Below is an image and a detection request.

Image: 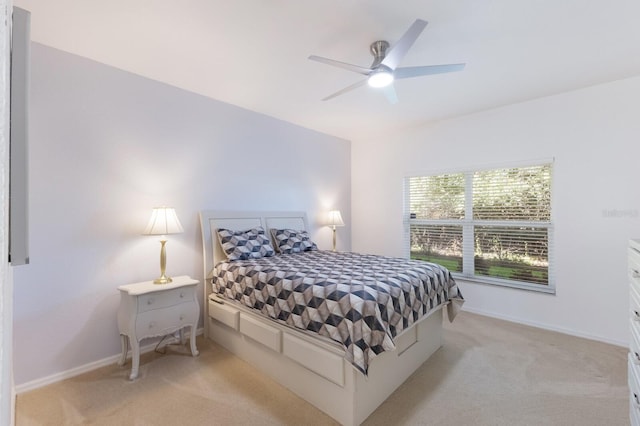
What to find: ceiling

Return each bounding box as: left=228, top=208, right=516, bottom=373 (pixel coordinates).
left=13, top=0, right=640, bottom=141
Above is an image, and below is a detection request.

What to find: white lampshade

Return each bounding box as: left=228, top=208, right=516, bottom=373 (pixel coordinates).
left=327, top=210, right=345, bottom=227
left=143, top=207, right=184, bottom=236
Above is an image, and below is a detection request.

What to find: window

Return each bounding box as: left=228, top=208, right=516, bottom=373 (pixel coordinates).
left=405, top=162, right=553, bottom=293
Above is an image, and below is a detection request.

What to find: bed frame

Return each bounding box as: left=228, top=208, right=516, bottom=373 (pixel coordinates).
left=199, top=210, right=446, bottom=426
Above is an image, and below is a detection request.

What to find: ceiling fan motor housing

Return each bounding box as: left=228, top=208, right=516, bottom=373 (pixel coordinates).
left=370, top=40, right=390, bottom=67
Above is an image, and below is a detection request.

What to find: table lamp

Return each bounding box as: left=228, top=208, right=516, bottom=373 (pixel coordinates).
left=326, top=210, right=345, bottom=252
left=143, top=207, right=183, bottom=284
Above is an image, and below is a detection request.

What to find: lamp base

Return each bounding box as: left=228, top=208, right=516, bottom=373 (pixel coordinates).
left=153, top=275, right=173, bottom=285
left=154, top=239, right=172, bottom=284
left=332, top=226, right=337, bottom=252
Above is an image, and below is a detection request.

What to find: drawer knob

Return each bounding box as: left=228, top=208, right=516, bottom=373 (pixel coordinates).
left=149, top=321, right=156, bottom=329
left=634, top=269, right=640, bottom=278
left=180, top=314, right=185, bottom=321
left=147, top=298, right=154, bottom=305
left=635, top=352, right=640, bottom=363
left=180, top=292, right=185, bottom=298
left=634, top=393, right=640, bottom=408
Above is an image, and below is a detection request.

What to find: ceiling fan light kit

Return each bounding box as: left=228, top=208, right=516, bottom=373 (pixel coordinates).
left=309, top=19, right=465, bottom=103
left=368, top=66, right=394, bottom=88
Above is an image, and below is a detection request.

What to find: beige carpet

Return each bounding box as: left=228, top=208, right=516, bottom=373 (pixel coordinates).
left=15, top=312, right=629, bottom=425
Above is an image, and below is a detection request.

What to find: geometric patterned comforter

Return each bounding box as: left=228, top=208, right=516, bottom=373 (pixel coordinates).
left=211, top=250, right=464, bottom=375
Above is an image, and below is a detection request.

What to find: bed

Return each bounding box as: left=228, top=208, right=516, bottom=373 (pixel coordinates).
left=200, top=210, right=463, bottom=426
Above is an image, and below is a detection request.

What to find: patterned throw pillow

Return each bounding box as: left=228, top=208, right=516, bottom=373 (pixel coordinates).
left=270, top=229, right=318, bottom=254
left=216, top=226, right=275, bottom=261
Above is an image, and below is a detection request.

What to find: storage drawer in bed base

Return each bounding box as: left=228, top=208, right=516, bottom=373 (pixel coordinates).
left=209, top=299, right=283, bottom=352
left=208, top=299, right=239, bottom=330
left=239, top=312, right=282, bottom=352
left=283, top=332, right=345, bottom=386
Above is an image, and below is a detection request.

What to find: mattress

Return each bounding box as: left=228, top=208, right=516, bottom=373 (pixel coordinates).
left=210, top=250, right=464, bottom=374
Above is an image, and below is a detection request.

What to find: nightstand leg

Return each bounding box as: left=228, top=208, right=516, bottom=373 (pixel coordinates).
left=189, top=325, right=199, bottom=356
left=129, top=339, right=140, bottom=380
left=117, top=335, right=128, bottom=366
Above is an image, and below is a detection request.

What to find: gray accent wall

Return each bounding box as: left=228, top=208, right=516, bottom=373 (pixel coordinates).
left=13, top=43, right=350, bottom=387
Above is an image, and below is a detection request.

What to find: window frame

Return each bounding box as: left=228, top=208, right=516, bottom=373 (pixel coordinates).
left=404, top=160, right=555, bottom=294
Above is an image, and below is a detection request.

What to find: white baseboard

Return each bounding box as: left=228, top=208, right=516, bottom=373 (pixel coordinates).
left=15, top=328, right=204, bottom=394
left=462, top=306, right=627, bottom=348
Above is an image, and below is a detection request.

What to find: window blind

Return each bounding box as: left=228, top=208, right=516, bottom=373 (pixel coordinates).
left=405, top=162, right=554, bottom=292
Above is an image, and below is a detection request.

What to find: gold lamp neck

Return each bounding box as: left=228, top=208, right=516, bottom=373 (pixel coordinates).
left=154, top=239, right=172, bottom=284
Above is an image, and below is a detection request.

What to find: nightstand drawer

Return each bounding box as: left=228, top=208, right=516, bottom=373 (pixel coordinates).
left=135, top=303, right=198, bottom=338
left=137, top=287, right=194, bottom=313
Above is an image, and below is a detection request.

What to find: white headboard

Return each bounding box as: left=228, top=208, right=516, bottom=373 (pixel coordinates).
left=199, top=210, right=308, bottom=284
left=198, top=210, right=309, bottom=331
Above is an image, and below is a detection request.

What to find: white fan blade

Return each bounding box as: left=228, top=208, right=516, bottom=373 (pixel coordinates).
left=381, top=19, right=428, bottom=70
left=322, top=79, right=368, bottom=101
left=309, top=55, right=372, bottom=76
left=382, top=85, right=398, bottom=104
left=394, top=63, right=465, bottom=79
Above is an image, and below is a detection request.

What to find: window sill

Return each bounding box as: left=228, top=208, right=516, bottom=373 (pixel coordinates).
left=451, top=273, right=556, bottom=295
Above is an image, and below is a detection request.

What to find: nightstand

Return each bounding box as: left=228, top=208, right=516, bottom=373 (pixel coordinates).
left=117, top=275, right=200, bottom=380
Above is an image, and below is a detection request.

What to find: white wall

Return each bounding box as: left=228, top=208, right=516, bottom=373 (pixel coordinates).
left=12, top=43, right=350, bottom=387
left=352, top=75, right=640, bottom=346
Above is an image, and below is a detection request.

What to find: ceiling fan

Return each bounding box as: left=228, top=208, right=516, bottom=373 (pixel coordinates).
left=309, top=19, right=465, bottom=103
